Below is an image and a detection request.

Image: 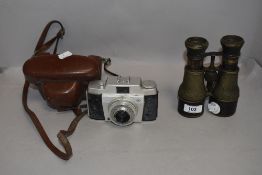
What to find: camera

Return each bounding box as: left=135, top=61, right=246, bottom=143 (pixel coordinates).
left=87, top=76, right=158, bottom=126
left=23, top=20, right=159, bottom=160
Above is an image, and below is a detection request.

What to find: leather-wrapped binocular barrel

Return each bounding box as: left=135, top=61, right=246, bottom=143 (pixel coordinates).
left=178, top=35, right=244, bottom=117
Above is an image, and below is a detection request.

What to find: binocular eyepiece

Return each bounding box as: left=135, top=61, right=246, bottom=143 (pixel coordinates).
left=221, top=35, right=244, bottom=56
left=185, top=37, right=209, bottom=57
left=221, top=35, right=244, bottom=70
left=178, top=35, right=244, bottom=117
left=185, top=37, right=208, bottom=70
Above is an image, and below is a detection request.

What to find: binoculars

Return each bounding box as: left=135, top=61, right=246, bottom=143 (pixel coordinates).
left=178, top=35, right=244, bottom=117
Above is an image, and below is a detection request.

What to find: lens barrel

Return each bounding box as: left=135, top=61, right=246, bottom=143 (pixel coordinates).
left=185, top=37, right=209, bottom=70
left=208, top=35, right=244, bottom=117
left=109, top=99, right=137, bottom=126
left=220, top=35, right=244, bottom=70
left=114, top=110, right=131, bottom=124
left=221, top=35, right=244, bottom=56
left=178, top=37, right=208, bottom=117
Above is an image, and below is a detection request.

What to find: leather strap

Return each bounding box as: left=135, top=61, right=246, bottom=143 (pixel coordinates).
left=23, top=81, right=86, bottom=160
left=103, top=58, right=118, bottom=76
left=23, top=21, right=84, bottom=160
left=34, top=20, right=65, bottom=55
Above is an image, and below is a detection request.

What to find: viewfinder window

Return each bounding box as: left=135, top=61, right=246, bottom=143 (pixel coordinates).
left=116, top=87, right=129, bottom=93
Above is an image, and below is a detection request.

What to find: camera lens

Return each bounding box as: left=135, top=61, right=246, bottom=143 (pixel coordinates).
left=114, top=110, right=130, bottom=124
left=109, top=99, right=137, bottom=126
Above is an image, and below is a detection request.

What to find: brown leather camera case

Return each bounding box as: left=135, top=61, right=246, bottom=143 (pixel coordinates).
left=22, top=20, right=102, bottom=160
left=23, top=54, right=102, bottom=110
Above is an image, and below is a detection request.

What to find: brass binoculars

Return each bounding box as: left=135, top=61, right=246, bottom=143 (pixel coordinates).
left=178, top=35, right=244, bottom=117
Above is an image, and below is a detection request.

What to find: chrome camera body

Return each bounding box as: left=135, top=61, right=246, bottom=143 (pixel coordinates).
left=87, top=76, right=158, bottom=126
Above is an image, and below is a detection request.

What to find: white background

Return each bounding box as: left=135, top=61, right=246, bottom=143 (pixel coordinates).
left=0, top=0, right=262, bottom=66
left=1, top=0, right=262, bottom=174
left=0, top=59, right=262, bottom=175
